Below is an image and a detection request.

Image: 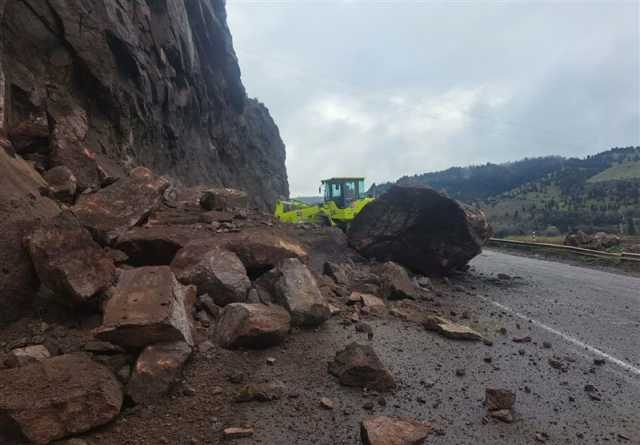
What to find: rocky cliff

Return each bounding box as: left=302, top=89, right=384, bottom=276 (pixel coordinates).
left=0, top=0, right=288, bottom=210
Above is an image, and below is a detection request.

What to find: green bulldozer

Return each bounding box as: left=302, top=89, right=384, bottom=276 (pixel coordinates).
left=274, top=177, right=374, bottom=229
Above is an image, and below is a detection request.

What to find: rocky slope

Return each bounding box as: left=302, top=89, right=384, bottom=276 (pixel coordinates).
left=0, top=0, right=288, bottom=210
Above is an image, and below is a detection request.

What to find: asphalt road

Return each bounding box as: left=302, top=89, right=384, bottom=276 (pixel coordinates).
left=221, top=249, right=640, bottom=445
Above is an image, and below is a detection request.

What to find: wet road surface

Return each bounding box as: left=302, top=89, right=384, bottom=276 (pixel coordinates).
left=226, top=250, right=640, bottom=444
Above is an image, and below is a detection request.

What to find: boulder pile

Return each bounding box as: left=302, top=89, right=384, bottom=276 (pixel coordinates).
left=0, top=156, right=329, bottom=443
left=564, top=231, right=621, bottom=251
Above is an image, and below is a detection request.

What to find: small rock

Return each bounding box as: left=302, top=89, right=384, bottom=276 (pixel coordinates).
left=328, top=342, right=395, bottom=392
left=234, top=381, right=284, bottom=402
left=360, top=416, right=432, bottom=445
left=584, top=384, right=602, bottom=401
left=5, top=345, right=51, bottom=368
left=455, top=368, right=466, bottom=377
left=266, top=357, right=276, bottom=366
left=223, top=427, right=254, bottom=439
left=126, top=341, right=192, bottom=404
left=485, top=388, right=515, bottom=411
left=83, top=341, right=125, bottom=355
left=489, top=409, right=514, bottom=423
left=512, top=336, right=531, bottom=343
left=593, top=358, right=606, bottom=366
left=534, top=432, right=549, bottom=442
left=362, top=401, right=375, bottom=410
left=215, top=303, right=290, bottom=349
left=320, top=397, right=335, bottom=410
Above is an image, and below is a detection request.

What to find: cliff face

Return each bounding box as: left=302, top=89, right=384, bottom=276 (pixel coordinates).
left=0, top=0, right=288, bottom=210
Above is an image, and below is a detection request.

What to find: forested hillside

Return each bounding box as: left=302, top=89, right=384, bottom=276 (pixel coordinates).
left=373, top=147, right=640, bottom=236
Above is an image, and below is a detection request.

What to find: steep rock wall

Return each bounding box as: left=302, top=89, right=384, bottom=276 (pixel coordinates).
left=0, top=0, right=288, bottom=210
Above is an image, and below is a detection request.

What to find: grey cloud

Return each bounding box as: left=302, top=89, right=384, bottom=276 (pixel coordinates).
left=228, top=1, right=639, bottom=195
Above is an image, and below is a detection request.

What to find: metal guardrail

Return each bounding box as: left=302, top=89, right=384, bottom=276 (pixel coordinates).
left=488, top=238, right=640, bottom=263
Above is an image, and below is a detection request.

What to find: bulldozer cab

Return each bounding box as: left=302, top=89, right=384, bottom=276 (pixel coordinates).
left=321, top=177, right=366, bottom=209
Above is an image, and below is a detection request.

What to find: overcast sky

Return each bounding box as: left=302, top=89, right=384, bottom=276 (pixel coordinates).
left=227, top=0, right=640, bottom=196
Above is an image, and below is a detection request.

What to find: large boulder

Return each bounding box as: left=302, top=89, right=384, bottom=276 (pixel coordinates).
left=361, top=416, right=432, bottom=445
left=348, top=186, right=490, bottom=275
left=0, top=353, right=123, bottom=444
left=94, top=266, right=195, bottom=349
left=199, top=188, right=248, bottom=211
left=26, top=212, right=116, bottom=305
left=0, top=148, right=60, bottom=324
left=171, top=245, right=251, bottom=306
left=328, top=342, right=395, bottom=392
left=73, top=167, right=169, bottom=244
left=215, top=303, right=290, bottom=349
left=126, top=341, right=192, bottom=405
left=184, top=228, right=308, bottom=275
left=257, top=258, right=330, bottom=326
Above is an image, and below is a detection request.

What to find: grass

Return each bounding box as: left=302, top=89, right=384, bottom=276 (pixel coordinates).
left=587, top=161, right=640, bottom=183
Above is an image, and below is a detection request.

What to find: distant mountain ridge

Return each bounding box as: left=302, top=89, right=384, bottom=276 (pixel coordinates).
left=372, top=146, right=640, bottom=235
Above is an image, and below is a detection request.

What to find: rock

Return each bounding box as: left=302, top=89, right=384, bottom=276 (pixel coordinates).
left=348, top=186, right=490, bottom=275
left=378, top=262, right=420, bottom=300
left=234, top=381, right=285, bottom=402
left=415, top=276, right=432, bottom=290
left=215, top=303, right=290, bottom=349
left=1, top=0, right=287, bottom=210
left=114, top=225, right=206, bottom=266
left=7, top=113, right=49, bottom=155
left=223, top=427, right=254, bottom=439
left=565, top=231, right=621, bottom=251
left=485, top=388, right=516, bottom=411
left=198, top=294, right=221, bottom=319
left=94, top=266, right=195, bottom=349
left=83, top=341, right=125, bottom=355
left=357, top=293, right=386, bottom=315
left=213, top=228, right=308, bottom=272
left=423, top=316, right=483, bottom=341
left=126, top=341, right=192, bottom=405
left=73, top=168, right=169, bottom=245
left=320, top=397, right=335, bottom=410
left=43, top=166, right=77, bottom=203
left=257, top=258, right=330, bottom=326
left=489, top=409, right=514, bottom=423
left=0, top=148, right=60, bottom=324
left=323, top=261, right=351, bottom=286
left=584, top=384, right=602, bottom=401
left=5, top=345, right=51, bottom=368
left=0, top=354, right=122, bottom=444
left=356, top=322, right=374, bottom=340
left=360, top=416, right=432, bottom=445
left=199, top=188, right=248, bottom=211
left=171, top=244, right=251, bottom=306
left=512, top=336, right=532, bottom=343
left=328, top=342, right=395, bottom=392
left=27, top=212, right=116, bottom=305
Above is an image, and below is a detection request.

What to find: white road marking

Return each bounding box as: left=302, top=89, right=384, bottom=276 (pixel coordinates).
left=477, top=295, right=640, bottom=378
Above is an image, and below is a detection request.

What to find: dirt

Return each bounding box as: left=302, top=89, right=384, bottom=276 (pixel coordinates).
left=2, top=231, right=639, bottom=445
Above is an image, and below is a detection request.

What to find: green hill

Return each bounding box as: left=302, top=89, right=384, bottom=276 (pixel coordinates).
left=587, top=160, right=640, bottom=183
left=375, top=146, right=640, bottom=236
